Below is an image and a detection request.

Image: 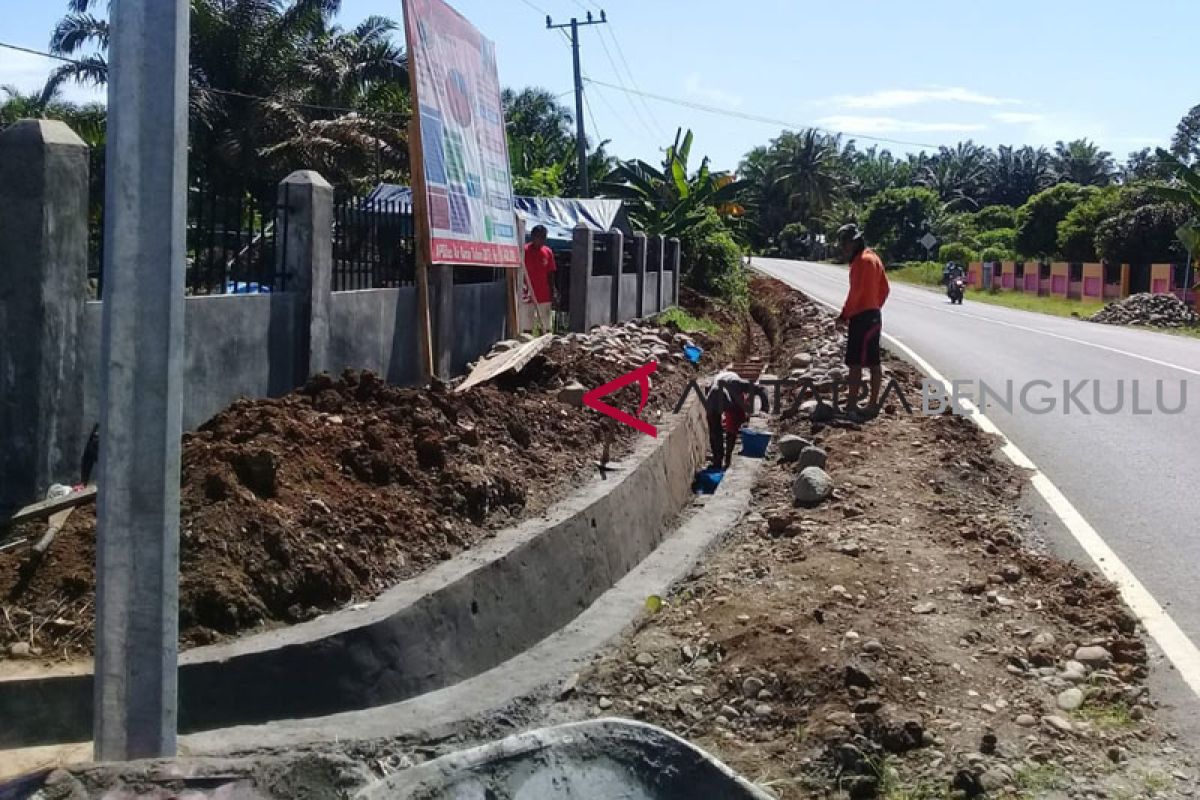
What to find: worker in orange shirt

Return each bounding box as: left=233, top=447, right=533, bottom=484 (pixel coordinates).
left=835, top=224, right=889, bottom=418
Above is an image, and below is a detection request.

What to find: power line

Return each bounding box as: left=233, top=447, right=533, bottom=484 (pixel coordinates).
left=589, top=21, right=658, bottom=142
left=583, top=77, right=948, bottom=150
left=601, top=25, right=668, bottom=140
left=514, top=0, right=551, bottom=17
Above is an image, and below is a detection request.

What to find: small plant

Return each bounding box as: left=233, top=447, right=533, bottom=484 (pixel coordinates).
left=656, top=307, right=719, bottom=335
left=1014, top=763, right=1068, bottom=793
left=1075, top=699, right=1134, bottom=730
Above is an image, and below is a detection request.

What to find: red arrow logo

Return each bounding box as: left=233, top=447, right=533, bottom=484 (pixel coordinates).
left=583, top=361, right=658, bottom=438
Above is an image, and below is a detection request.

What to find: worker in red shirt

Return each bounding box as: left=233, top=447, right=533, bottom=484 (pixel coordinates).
left=521, top=225, right=557, bottom=333
left=835, top=224, right=889, bottom=418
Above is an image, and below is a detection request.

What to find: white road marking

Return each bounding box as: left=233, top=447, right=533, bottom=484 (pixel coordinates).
left=760, top=264, right=1200, bottom=700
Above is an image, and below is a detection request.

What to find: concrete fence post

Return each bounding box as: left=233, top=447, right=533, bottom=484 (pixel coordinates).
left=607, top=229, right=624, bottom=324
left=278, top=171, right=333, bottom=378
left=569, top=224, right=592, bottom=333
left=631, top=232, right=647, bottom=318
left=430, top=265, right=455, bottom=379
left=669, top=237, right=682, bottom=306
left=0, top=121, right=89, bottom=514
left=648, top=235, right=665, bottom=314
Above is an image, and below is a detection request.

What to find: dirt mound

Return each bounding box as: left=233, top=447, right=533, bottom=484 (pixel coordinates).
left=1090, top=292, right=1199, bottom=328
left=0, top=325, right=711, bottom=660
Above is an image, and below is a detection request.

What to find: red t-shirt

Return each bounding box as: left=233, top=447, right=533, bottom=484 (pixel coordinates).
left=524, top=243, right=557, bottom=303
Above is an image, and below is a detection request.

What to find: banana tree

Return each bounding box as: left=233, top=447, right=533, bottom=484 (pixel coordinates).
left=597, top=128, right=746, bottom=238
left=1148, top=148, right=1200, bottom=275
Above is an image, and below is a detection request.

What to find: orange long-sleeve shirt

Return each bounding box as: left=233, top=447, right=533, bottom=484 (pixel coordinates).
left=839, top=247, right=890, bottom=320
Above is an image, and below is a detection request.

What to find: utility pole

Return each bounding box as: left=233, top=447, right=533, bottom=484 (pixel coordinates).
left=547, top=10, right=606, bottom=198
left=94, top=0, right=190, bottom=761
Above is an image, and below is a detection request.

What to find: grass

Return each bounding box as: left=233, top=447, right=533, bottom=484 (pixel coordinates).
left=887, top=261, right=944, bottom=286
left=1014, top=763, right=1069, bottom=794
left=1075, top=699, right=1135, bottom=730
left=656, top=306, right=720, bottom=335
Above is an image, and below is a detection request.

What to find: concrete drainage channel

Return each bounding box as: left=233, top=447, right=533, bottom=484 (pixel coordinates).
left=1, top=400, right=713, bottom=749
left=357, top=719, right=774, bottom=800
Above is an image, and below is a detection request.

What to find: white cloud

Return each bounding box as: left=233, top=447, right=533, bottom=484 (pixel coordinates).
left=993, top=111, right=1044, bottom=124
left=684, top=73, right=743, bottom=109
left=831, top=87, right=1017, bottom=110
left=817, top=115, right=987, bottom=135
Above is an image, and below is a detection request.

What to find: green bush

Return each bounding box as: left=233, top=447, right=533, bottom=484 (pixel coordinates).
left=680, top=208, right=745, bottom=303
left=972, top=205, right=1018, bottom=231
left=1015, top=183, right=1095, bottom=258
left=862, top=186, right=941, bottom=262
left=1095, top=203, right=1189, bottom=264
left=976, top=228, right=1017, bottom=252
left=937, top=242, right=978, bottom=265
left=777, top=222, right=810, bottom=259
left=980, top=246, right=1013, bottom=262
left=1056, top=187, right=1120, bottom=262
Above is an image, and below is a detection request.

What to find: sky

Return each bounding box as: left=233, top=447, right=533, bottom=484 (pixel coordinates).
left=3, top=0, right=1198, bottom=172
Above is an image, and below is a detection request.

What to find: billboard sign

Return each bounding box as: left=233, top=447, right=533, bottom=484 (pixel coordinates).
left=402, top=0, right=521, bottom=267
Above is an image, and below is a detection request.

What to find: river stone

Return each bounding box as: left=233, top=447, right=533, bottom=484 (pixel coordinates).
left=1057, top=687, right=1085, bottom=711
left=799, top=446, right=828, bottom=469
left=793, top=467, right=833, bottom=505
left=1074, top=645, right=1112, bottom=668
left=777, top=435, right=811, bottom=462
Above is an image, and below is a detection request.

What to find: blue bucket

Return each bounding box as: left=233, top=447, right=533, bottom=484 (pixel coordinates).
left=693, top=467, right=724, bottom=494
left=739, top=428, right=772, bottom=458
left=683, top=344, right=703, bottom=364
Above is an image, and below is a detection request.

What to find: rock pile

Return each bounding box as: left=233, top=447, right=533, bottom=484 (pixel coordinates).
left=480, top=320, right=698, bottom=372
left=1090, top=292, right=1199, bottom=328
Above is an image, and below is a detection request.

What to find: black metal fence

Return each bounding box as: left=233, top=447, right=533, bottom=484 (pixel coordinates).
left=88, top=183, right=283, bottom=297
left=591, top=236, right=613, bottom=276
left=332, top=195, right=417, bottom=291
left=188, top=187, right=282, bottom=294
left=621, top=236, right=637, bottom=274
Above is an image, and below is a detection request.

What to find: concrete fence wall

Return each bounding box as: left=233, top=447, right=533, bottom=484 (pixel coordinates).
left=568, top=226, right=680, bottom=333
left=0, top=122, right=510, bottom=512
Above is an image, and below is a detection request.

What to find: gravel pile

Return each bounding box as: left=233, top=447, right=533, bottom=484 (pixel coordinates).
left=1090, top=292, right=1199, bottom=328
left=480, top=320, right=700, bottom=372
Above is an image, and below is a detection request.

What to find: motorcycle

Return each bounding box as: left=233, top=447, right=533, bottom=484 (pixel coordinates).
left=947, top=276, right=965, bottom=305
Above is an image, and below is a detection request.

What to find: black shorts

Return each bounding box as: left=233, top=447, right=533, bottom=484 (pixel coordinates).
left=845, top=309, right=882, bottom=367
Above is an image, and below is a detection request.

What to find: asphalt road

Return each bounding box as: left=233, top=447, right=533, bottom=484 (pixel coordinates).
left=752, top=257, right=1200, bottom=663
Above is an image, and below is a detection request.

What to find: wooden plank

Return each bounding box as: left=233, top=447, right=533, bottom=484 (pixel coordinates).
left=33, top=507, right=76, bottom=555
left=456, top=334, right=553, bottom=393
left=508, top=216, right=524, bottom=337
left=2, top=486, right=96, bottom=530
left=402, top=0, right=436, bottom=382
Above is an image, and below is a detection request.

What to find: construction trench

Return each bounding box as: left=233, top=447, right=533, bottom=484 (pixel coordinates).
left=1, top=279, right=1195, bottom=799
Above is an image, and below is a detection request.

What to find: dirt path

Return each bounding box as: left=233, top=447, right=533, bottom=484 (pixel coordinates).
left=538, top=280, right=1200, bottom=798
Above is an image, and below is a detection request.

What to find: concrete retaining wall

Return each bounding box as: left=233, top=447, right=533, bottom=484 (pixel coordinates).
left=0, top=399, right=707, bottom=747
left=327, top=288, right=420, bottom=387
left=450, top=281, right=509, bottom=374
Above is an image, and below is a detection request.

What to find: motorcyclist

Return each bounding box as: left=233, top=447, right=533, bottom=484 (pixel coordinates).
left=942, top=262, right=964, bottom=285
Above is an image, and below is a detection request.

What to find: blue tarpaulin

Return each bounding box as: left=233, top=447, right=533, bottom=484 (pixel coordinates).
left=365, top=184, right=629, bottom=247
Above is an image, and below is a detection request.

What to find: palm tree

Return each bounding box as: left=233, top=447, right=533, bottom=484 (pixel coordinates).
left=1052, top=139, right=1116, bottom=187
left=916, top=141, right=991, bottom=211
left=986, top=145, right=1056, bottom=207
left=769, top=128, right=842, bottom=225
left=47, top=0, right=411, bottom=197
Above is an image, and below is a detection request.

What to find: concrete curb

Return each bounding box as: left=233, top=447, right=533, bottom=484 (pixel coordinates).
left=356, top=718, right=775, bottom=799
left=0, top=401, right=707, bottom=748
left=182, top=443, right=762, bottom=754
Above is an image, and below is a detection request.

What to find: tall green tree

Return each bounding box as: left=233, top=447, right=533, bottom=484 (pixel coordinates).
left=916, top=141, right=990, bottom=211
left=1015, top=183, right=1095, bottom=258
left=502, top=87, right=612, bottom=197
left=861, top=186, right=941, bottom=263
left=1171, top=104, right=1200, bottom=164
left=48, top=0, right=411, bottom=197
left=1052, top=139, right=1116, bottom=186
left=986, top=145, right=1056, bottom=207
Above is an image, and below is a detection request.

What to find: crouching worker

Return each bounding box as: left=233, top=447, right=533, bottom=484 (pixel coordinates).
left=704, top=370, right=770, bottom=469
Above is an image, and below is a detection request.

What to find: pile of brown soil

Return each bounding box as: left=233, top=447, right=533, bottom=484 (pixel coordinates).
left=0, top=329, right=714, bottom=661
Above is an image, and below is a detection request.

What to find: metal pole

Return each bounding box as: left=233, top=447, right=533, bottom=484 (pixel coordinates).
left=570, top=18, right=589, bottom=198
left=94, top=0, right=190, bottom=761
